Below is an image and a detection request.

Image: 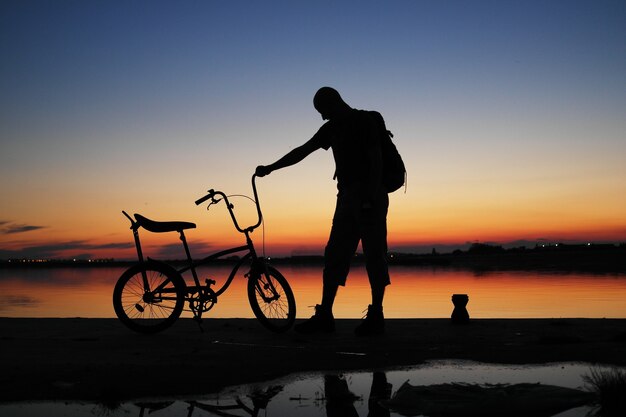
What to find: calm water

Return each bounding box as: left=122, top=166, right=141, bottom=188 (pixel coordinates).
left=1, top=265, right=625, bottom=318
left=1, top=361, right=621, bottom=417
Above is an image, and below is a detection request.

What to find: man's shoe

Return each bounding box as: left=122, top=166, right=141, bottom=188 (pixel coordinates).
left=354, top=305, right=385, bottom=336
left=294, top=305, right=335, bottom=334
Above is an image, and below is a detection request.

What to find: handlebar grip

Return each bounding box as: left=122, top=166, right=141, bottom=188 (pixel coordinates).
left=195, top=190, right=214, bottom=205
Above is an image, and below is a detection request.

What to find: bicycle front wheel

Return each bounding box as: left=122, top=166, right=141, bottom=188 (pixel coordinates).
left=113, top=263, right=186, bottom=334
left=248, top=266, right=296, bottom=333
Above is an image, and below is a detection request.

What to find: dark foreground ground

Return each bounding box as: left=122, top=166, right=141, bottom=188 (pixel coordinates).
left=1, top=318, right=625, bottom=402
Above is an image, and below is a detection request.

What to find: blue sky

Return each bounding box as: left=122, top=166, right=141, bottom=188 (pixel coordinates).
left=1, top=0, right=625, bottom=259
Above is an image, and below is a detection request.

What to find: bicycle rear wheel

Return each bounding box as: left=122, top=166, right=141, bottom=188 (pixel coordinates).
left=113, top=263, right=186, bottom=334
left=248, top=266, right=296, bottom=333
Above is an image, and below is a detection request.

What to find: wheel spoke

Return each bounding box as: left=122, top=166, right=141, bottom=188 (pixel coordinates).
left=248, top=267, right=295, bottom=331
left=113, top=265, right=185, bottom=334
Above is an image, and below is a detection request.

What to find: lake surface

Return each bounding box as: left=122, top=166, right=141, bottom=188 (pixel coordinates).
left=1, top=361, right=621, bottom=417
left=1, top=265, right=625, bottom=318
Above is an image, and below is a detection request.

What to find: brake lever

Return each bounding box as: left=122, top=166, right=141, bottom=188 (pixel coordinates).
left=206, top=196, right=222, bottom=211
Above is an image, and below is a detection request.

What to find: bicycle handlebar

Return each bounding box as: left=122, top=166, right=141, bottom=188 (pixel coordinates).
left=194, top=189, right=215, bottom=206
left=195, top=175, right=263, bottom=234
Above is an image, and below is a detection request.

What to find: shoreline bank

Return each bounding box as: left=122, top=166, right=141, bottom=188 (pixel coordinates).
left=1, top=318, right=625, bottom=402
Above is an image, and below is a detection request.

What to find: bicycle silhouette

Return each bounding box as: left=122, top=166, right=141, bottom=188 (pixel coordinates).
left=113, top=175, right=296, bottom=334
left=134, top=385, right=283, bottom=417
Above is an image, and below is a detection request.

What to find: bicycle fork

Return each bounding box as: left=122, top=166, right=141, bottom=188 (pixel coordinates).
left=247, top=260, right=280, bottom=303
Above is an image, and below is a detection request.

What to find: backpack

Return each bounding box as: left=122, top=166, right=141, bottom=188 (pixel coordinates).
left=339, top=110, right=407, bottom=193
left=381, top=129, right=406, bottom=193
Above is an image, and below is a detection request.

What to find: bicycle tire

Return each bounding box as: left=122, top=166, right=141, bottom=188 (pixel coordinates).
left=113, top=263, right=186, bottom=334
left=247, top=266, right=296, bottom=333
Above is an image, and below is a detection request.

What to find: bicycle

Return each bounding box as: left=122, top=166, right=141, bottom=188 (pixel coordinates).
left=112, top=174, right=296, bottom=334
left=134, top=384, right=282, bottom=417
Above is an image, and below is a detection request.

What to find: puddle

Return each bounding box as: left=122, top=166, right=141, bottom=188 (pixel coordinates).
left=2, top=361, right=622, bottom=416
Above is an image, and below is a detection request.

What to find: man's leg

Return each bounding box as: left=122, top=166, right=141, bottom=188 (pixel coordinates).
left=355, top=194, right=389, bottom=336
left=370, top=284, right=385, bottom=309
left=321, top=282, right=339, bottom=310
left=294, top=198, right=359, bottom=334
left=320, top=197, right=360, bottom=310
left=362, top=194, right=390, bottom=300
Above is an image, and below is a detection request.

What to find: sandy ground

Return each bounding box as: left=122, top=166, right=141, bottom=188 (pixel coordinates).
left=1, top=318, right=625, bottom=402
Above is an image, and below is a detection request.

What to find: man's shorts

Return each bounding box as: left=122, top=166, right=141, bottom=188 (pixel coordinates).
left=323, top=192, right=390, bottom=288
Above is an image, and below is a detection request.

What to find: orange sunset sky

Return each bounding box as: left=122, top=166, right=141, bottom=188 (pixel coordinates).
left=1, top=1, right=625, bottom=260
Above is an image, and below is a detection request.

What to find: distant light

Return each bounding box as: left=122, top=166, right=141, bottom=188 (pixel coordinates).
left=587, top=243, right=592, bottom=246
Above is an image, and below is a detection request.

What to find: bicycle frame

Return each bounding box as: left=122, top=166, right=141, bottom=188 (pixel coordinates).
left=124, top=175, right=268, bottom=309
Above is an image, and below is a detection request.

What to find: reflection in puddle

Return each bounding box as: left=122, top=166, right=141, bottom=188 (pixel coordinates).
left=1, top=361, right=623, bottom=417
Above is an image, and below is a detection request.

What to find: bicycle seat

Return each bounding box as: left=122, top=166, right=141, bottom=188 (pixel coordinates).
left=134, top=214, right=196, bottom=233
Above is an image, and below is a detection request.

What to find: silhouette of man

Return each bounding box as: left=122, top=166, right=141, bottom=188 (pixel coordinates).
left=255, top=87, right=390, bottom=336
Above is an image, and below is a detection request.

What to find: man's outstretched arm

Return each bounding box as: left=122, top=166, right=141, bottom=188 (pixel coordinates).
left=255, top=138, right=319, bottom=177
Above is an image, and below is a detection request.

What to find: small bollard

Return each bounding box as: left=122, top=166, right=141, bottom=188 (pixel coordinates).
left=451, top=294, right=470, bottom=324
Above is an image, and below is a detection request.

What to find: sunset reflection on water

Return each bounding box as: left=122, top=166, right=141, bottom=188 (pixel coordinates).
left=1, top=265, right=625, bottom=318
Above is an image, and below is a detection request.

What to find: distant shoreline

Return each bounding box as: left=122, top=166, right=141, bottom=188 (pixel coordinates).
left=2, top=243, right=624, bottom=273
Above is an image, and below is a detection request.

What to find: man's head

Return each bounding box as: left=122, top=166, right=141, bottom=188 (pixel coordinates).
left=313, top=87, right=350, bottom=120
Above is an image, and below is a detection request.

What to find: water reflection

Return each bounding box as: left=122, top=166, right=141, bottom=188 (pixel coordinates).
left=135, top=401, right=173, bottom=417
left=1, top=266, right=626, bottom=318
left=3, top=361, right=620, bottom=417
left=187, top=362, right=619, bottom=417
left=321, top=372, right=392, bottom=417
left=189, top=385, right=282, bottom=417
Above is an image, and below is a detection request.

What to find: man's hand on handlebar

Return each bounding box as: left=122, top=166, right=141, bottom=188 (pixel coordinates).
left=255, top=165, right=273, bottom=177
